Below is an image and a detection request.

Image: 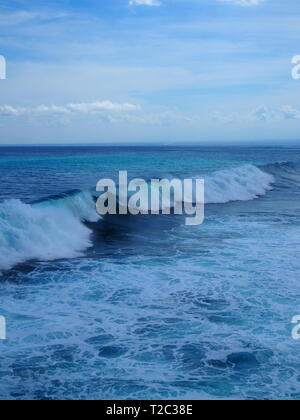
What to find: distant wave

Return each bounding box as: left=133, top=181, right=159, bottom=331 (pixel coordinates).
left=0, top=191, right=100, bottom=271
left=0, top=163, right=283, bottom=271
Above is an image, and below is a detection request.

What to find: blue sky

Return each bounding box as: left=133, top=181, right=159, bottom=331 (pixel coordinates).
left=0, top=0, right=300, bottom=144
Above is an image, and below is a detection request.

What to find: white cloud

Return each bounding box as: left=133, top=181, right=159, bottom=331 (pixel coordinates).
left=0, top=105, right=25, bottom=117
left=0, top=101, right=195, bottom=127
left=0, top=101, right=141, bottom=117
left=251, top=105, right=275, bottom=121
left=217, top=0, right=265, bottom=6
left=212, top=105, right=300, bottom=123
left=106, top=110, right=193, bottom=125
left=129, top=0, right=161, bottom=6
left=252, top=105, right=300, bottom=121
left=279, top=105, right=300, bottom=120
left=67, top=101, right=140, bottom=112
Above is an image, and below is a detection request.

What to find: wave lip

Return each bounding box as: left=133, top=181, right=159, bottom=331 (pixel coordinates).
left=0, top=191, right=100, bottom=271
left=204, top=165, right=275, bottom=204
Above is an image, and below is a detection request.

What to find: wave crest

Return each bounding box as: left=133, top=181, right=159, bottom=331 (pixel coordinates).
left=0, top=164, right=276, bottom=271
left=0, top=191, right=100, bottom=271
left=205, top=165, right=275, bottom=204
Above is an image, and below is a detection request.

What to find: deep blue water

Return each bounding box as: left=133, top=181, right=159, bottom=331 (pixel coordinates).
left=0, top=145, right=300, bottom=400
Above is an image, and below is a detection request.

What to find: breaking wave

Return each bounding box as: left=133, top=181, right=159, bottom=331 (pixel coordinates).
left=0, top=191, right=100, bottom=271
left=0, top=162, right=291, bottom=271
left=204, top=164, right=275, bottom=204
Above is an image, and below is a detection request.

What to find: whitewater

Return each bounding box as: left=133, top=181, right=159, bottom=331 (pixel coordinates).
left=0, top=164, right=275, bottom=271
left=0, top=191, right=100, bottom=271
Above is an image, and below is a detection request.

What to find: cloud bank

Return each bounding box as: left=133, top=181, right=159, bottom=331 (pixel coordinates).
left=213, top=105, right=300, bottom=123
left=0, top=101, right=141, bottom=117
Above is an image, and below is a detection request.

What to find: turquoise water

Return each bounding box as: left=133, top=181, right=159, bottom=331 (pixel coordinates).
left=0, top=146, right=300, bottom=400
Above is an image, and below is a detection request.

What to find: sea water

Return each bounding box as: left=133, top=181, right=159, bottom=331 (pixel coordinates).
left=0, top=145, right=299, bottom=400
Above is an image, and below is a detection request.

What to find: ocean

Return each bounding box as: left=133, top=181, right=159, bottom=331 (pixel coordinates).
left=0, top=145, right=300, bottom=400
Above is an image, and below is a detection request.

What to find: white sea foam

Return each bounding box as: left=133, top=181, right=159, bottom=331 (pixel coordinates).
left=121, top=165, right=274, bottom=211
left=0, top=191, right=100, bottom=271
left=204, top=164, right=275, bottom=204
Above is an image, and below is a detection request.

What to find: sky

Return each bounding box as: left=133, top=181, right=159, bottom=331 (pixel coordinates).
left=0, top=0, right=300, bottom=144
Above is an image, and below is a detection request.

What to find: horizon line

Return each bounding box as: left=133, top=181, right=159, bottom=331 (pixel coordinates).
left=0, top=141, right=300, bottom=148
